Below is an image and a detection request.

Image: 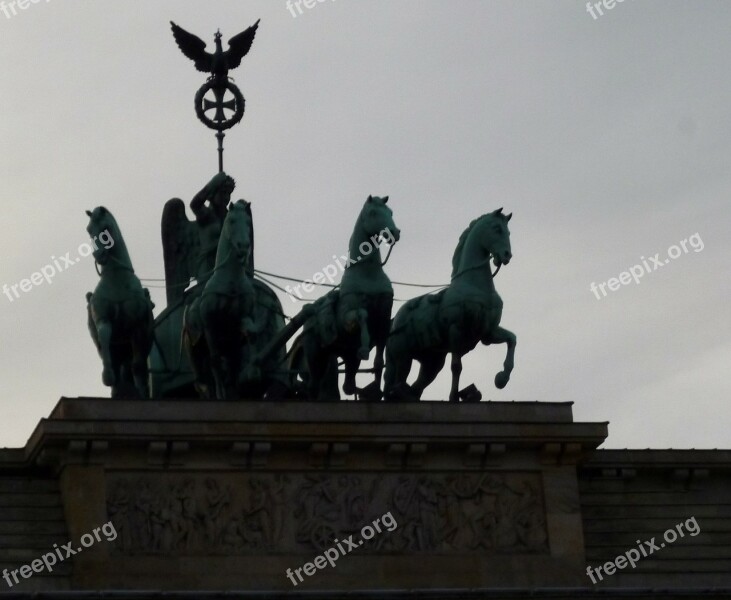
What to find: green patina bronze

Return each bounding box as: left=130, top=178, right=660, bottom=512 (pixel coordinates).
left=153, top=174, right=288, bottom=400
left=161, top=172, right=239, bottom=305
left=85, top=207, right=155, bottom=399
left=384, top=208, right=516, bottom=402
left=288, top=196, right=400, bottom=401
left=85, top=20, right=519, bottom=402
left=182, top=200, right=256, bottom=400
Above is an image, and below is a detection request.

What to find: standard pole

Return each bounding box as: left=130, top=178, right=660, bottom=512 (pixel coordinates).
left=216, top=130, right=225, bottom=173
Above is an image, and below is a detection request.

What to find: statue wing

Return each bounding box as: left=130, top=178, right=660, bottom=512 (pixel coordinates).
left=225, top=20, right=260, bottom=70
left=170, top=22, right=213, bottom=73
left=161, top=198, right=198, bottom=305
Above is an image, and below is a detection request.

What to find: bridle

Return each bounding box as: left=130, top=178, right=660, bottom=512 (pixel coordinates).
left=451, top=254, right=503, bottom=281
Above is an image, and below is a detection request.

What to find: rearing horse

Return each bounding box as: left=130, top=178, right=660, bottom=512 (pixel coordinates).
left=86, top=206, right=155, bottom=399
left=295, top=195, right=400, bottom=401
left=183, top=200, right=255, bottom=400
left=384, top=208, right=516, bottom=402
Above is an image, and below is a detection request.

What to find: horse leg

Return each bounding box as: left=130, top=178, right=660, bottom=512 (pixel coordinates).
left=111, top=364, right=126, bottom=399
left=383, top=339, right=412, bottom=401
left=343, top=308, right=370, bottom=361
left=449, top=353, right=462, bottom=403
left=324, top=354, right=341, bottom=401
left=342, top=353, right=358, bottom=397
left=216, top=326, right=238, bottom=401
left=131, top=344, right=150, bottom=399
left=364, top=298, right=392, bottom=400
left=201, top=296, right=235, bottom=400
left=184, top=303, right=215, bottom=400
left=224, top=348, right=239, bottom=399
left=196, top=345, right=214, bottom=400
left=184, top=328, right=206, bottom=400
left=202, top=319, right=226, bottom=400
left=96, top=319, right=115, bottom=388
left=373, top=341, right=385, bottom=382
left=309, top=351, right=329, bottom=401
left=227, top=323, right=245, bottom=399
left=356, top=309, right=370, bottom=360
left=238, top=333, right=260, bottom=392
left=355, top=339, right=387, bottom=401
left=130, top=311, right=152, bottom=399
left=410, top=353, right=446, bottom=400
left=483, top=326, right=517, bottom=389
left=303, top=332, right=326, bottom=400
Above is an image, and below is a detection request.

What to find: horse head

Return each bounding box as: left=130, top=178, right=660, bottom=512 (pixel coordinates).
left=220, top=200, right=252, bottom=268
left=483, top=207, right=512, bottom=268
left=85, top=206, right=122, bottom=268
left=450, top=208, right=513, bottom=280
left=359, top=195, right=401, bottom=243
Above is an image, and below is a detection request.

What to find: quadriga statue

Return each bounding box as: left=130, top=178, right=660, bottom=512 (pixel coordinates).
left=384, top=208, right=516, bottom=402
left=85, top=206, right=155, bottom=399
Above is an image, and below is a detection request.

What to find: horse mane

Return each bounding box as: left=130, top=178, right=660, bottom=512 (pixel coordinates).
left=451, top=214, right=485, bottom=278
left=87, top=206, right=135, bottom=271
left=233, top=198, right=254, bottom=278
left=91, top=206, right=122, bottom=245
left=228, top=199, right=248, bottom=213
left=359, top=195, right=387, bottom=219
left=451, top=212, right=506, bottom=278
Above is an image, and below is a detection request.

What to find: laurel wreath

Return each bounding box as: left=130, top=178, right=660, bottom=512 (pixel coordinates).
left=194, top=80, right=245, bottom=131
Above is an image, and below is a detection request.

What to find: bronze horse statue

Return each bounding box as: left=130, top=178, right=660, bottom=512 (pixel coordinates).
left=384, top=208, right=516, bottom=402
left=86, top=206, right=155, bottom=398
left=182, top=200, right=256, bottom=400
left=290, top=195, right=400, bottom=401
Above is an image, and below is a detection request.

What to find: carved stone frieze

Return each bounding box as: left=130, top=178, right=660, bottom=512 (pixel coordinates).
left=106, top=472, right=547, bottom=555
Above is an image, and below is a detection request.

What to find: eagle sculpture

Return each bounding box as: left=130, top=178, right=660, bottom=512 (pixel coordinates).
left=170, top=20, right=260, bottom=81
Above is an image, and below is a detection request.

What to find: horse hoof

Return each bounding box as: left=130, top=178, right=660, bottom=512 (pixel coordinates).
left=386, top=382, right=418, bottom=402
left=495, top=371, right=510, bottom=389
left=102, top=367, right=115, bottom=387
left=357, top=348, right=370, bottom=360
left=459, top=384, right=482, bottom=403
left=357, top=381, right=383, bottom=402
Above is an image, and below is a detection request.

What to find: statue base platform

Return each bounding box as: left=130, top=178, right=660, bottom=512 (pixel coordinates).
left=7, top=397, right=607, bottom=591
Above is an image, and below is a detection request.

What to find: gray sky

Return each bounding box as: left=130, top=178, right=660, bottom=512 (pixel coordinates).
left=1, top=0, right=728, bottom=449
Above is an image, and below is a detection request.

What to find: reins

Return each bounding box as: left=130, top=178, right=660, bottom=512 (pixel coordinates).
left=451, top=254, right=502, bottom=281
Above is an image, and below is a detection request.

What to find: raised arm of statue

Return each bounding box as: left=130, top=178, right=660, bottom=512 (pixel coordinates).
left=191, top=172, right=234, bottom=223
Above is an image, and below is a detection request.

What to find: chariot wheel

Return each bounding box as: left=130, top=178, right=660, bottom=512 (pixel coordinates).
left=310, top=523, right=338, bottom=551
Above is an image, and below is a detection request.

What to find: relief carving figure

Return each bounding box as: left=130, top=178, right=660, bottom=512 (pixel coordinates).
left=392, top=476, right=441, bottom=552
left=202, top=477, right=232, bottom=545
left=294, top=475, right=342, bottom=550
left=106, top=472, right=547, bottom=556
left=247, top=476, right=287, bottom=548
left=107, top=480, right=132, bottom=552
left=442, top=484, right=496, bottom=550
left=228, top=476, right=287, bottom=550
left=440, top=474, right=548, bottom=553
left=509, top=481, right=548, bottom=550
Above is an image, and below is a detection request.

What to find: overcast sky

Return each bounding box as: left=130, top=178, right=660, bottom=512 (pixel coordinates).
left=0, top=0, right=728, bottom=450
